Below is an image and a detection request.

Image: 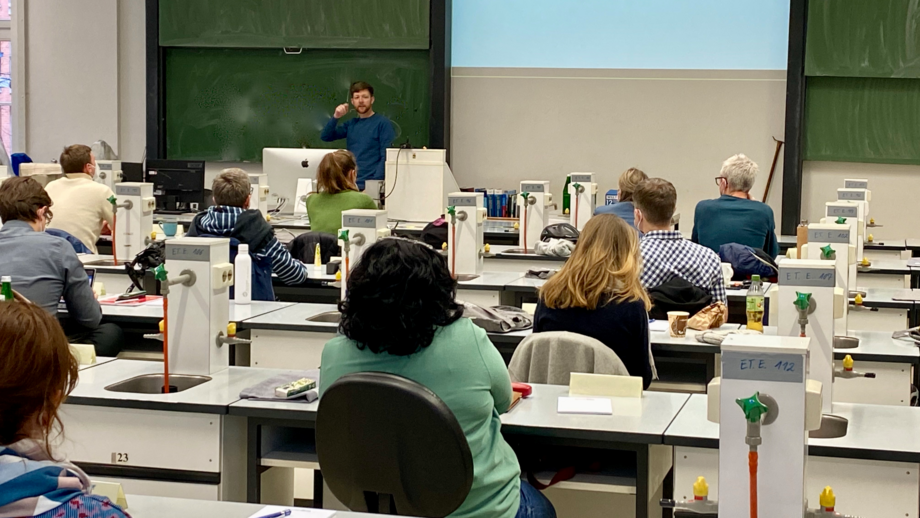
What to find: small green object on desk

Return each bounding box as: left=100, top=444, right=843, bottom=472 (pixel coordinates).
left=835, top=217, right=847, bottom=224
left=736, top=392, right=769, bottom=423
left=447, top=205, right=456, bottom=217
left=153, top=264, right=168, bottom=282
left=338, top=229, right=349, bottom=242
left=820, top=244, right=836, bottom=260
left=794, top=291, right=812, bottom=311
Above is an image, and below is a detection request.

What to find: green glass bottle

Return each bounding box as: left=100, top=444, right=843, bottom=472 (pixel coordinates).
left=562, top=174, right=571, bottom=214
left=1, top=276, right=13, bottom=302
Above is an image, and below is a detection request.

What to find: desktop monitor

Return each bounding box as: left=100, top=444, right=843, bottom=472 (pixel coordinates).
left=122, top=162, right=144, bottom=183
left=146, top=159, right=208, bottom=213
left=262, top=148, right=338, bottom=206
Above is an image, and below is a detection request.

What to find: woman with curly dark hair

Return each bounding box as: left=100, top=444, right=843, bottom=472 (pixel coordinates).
left=320, top=237, right=556, bottom=518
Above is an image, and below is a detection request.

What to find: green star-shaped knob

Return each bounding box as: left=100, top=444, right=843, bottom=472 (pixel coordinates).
left=572, top=182, right=582, bottom=192
left=153, top=264, right=168, bottom=282
left=820, top=244, right=836, bottom=260
left=794, top=291, right=812, bottom=311
left=736, top=392, right=769, bottom=423
left=338, top=229, right=350, bottom=242
left=835, top=217, right=847, bottom=224
left=520, top=192, right=530, bottom=201
left=107, top=195, right=117, bottom=207
left=446, top=206, right=456, bottom=217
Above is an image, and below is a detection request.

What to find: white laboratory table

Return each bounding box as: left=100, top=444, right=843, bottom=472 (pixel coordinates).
left=484, top=245, right=566, bottom=273
left=229, top=384, right=691, bottom=517
left=856, top=259, right=919, bottom=290
left=124, top=495, right=398, bottom=518
left=62, top=360, right=302, bottom=501
left=79, top=356, right=116, bottom=371
left=456, top=270, right=526, bottom=307
left=664, top=394, right=920, bottom=518
left=849, top=287, right=919, bottom=331
left=909, top=238, right=920, bottom=257
left=59, top=300, right=294, bottom=325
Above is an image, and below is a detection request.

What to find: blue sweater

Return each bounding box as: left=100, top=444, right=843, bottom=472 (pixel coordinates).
left=692, top=195, right=779, bottom=258
left=320, top=113, right=396, bottom=189
left=594, top=201, right=638, bottom=229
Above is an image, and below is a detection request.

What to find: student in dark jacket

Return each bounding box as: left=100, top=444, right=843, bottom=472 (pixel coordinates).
left=534, top=214, right=654, bottom=388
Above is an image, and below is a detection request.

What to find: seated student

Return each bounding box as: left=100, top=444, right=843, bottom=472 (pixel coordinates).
left=593, top=167, right=648, bottom=229
left=634, top=178, right=726, bottom=303
left=187, top=168, right=309, bottom=285
left=0, top=177, right=123, bottom=356
left=320, top=238, right=556, bottom=518
left=44, top=144, right=115, bottom=254
left=0, top=301, right=129, bottom=518
left=692, top=154, right=779, bottom=257
left=533, top=214, right=653, bottom=388
left=306, top=150, right=377, bottom=235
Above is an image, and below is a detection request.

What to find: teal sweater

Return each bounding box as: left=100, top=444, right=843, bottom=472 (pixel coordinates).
left=319, top=318, right=521, bottom=518
left=692, top=195, right=779, bottom=257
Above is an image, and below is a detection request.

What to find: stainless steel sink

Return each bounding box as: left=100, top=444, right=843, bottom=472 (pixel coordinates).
left=306, top=311, right=341, bottom=323
left=834, top=336, right=860, bottom=349
left=809, top=414, right=848, bottom=439
left=104, top=374, right=211, bottom=394
left=455, top=274, right=481, bottom=282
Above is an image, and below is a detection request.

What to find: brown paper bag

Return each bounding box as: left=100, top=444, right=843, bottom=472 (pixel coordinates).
left=688, top=302, right=728, bottom=331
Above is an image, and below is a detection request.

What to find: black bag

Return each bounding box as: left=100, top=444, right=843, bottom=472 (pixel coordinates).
left=540, top=223, right=579, bottom=244
left=648, top=277, right=713, bottom=320
left=420, top=218, right=448, bottom=248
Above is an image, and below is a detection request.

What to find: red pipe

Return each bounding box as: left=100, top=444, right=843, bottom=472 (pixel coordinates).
left=749, top=451, right=758, bottom=518
left=163, top=295, right=170, bottom=394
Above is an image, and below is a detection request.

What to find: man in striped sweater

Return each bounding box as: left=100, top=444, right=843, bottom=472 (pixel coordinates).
left=187, top=168, right=308, bottom=285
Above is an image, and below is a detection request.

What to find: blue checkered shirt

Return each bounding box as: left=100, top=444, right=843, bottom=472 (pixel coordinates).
left=640, top=230, right=726, bottom=303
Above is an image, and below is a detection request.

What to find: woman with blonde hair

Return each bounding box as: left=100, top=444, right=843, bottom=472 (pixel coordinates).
left=306, top=149, right=377, bottom=235
left=594, top=167, right=648, bottom=229
left=534, top=214, right=653, bottom=387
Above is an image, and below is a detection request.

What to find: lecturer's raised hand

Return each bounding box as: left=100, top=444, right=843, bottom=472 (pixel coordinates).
left=333, top=103, right=349, bottom=119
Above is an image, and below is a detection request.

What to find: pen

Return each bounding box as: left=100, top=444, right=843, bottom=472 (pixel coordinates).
left=260, top=510, right=292, bottom=518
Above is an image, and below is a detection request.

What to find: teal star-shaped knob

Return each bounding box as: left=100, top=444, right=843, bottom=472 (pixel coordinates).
left=153, top=264, right=168, bottom=282
left=572, top=182, right=583, bottom=193
left=736, top=392, right=769, bottom=423
left=835, top=217, right=847, bottom=224
left=520, top=192, right=530, bottom=201
left=794, top=291, right=812, bottom=311
left=107, top=195, right=117, bottom=208
left=338, top=229, right=350, bottom=242
left=820, top=244, right=836, bottom=260
left=446, top=206, right=456, bottom=217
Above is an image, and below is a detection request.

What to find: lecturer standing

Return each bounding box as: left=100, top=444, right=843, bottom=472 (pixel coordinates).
left=321, top=81, right=396, bottom=190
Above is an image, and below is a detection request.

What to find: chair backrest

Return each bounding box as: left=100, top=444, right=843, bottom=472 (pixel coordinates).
left=199, top=234, right=275, bottom=301
left=316, top=372, right=474, bottom=517
left=288, top=231, right=340, bottom=264
left=508, top=331, right=630, bottom=384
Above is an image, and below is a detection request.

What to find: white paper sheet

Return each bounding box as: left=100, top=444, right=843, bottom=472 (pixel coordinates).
left=648, top=319, right=669, bottom=333
left=557, top=397, right=613, bottom=415
left=248, top=506, right=337, bottom=518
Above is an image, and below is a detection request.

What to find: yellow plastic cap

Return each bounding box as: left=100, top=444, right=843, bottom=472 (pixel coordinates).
left=843, top=355, right=854, bottom=370
left=868, top=233, right=874, bottom=242
left=150, top=231, right=157, bottom=240
left=227, top=322, right=237, bottom=336
left=484, top=244, right=491, bottom=253
left=870, top=218, right=875, bottom=225
left=158, top=319, right=164, bottom=333
left=564, top=208, right=570, bottom=214
left=854, top=293, right=864, bottom=305
left=820, top=486, right=836, bottom=508
left=266, top=214, right=272, bottom=222
left=693, top=476, right=709, bottom=498
left=513, top=222, right=520, bottom=230
left=861, top=257, right=870, bottom=266
left=335, top=270, right=342, bottom=281
left=442, top=242, right=448, bottom=250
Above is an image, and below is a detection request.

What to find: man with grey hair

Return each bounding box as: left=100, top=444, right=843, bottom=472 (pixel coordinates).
left=186, top=168, right=308, bottom=292
left=691, top=154, right=779, bottom=258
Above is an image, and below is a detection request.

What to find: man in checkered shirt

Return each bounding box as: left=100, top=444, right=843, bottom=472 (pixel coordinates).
left=632, top=178, right=726, bottom=303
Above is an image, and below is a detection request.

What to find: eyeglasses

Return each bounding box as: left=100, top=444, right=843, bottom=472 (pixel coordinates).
left=714, top=177, right=726, bottom=186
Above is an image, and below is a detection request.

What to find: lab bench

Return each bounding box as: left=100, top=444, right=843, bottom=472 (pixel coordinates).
left=856, top=259, right=920, bottom=290
left=124, top=495, right=396, bottom=518
left=229, top=385, right=691, bottom=518
left=909, top=238, right=920, bottom=258
left=61, top=360, right=298, bottom=501
left=849, top=287, right=920, bottom=330
left=779, top=235, right=910, bottom=259
left=664, top=394, right=920, bottom=518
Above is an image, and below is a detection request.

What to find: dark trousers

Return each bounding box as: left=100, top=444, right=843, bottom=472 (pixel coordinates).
left=62, top=320, right=125, bottom=357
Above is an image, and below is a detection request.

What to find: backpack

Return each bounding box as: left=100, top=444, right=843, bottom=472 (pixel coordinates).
left=718, top=243, right=778, bottom=280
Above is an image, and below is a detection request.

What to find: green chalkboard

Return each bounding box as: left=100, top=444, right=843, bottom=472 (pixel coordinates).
left=159, top=0, right=430, bottom=49
left=164, top=48, right=430, bottom=161
left=804, top=76, right=920, bottom=164
left=806, top=0, right=920, bottom=78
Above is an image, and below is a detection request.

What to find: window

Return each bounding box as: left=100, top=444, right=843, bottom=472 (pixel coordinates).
left=0, top=0, right=11, bottom=162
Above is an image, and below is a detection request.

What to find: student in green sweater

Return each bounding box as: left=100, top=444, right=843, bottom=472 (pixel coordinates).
left=306, top=150, right=377, bottom=235
left=320, top=238, right=556, bottom=518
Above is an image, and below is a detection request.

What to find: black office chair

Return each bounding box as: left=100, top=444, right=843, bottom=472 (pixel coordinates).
left=316, top=372, right=474, bottom=517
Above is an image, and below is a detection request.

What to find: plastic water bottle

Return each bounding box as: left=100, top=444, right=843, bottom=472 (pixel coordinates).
left=562, top=174, right=571, bottom=215
left=746, top=274, right=764, bottom=331
left=235, top=245, right=252, bottom=305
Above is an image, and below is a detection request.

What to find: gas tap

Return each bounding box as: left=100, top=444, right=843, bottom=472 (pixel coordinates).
left=834, top=355, right=876, bottom=380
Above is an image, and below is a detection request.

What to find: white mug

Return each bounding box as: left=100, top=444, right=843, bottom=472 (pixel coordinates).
left=721, top=262, right=734, bottom=287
